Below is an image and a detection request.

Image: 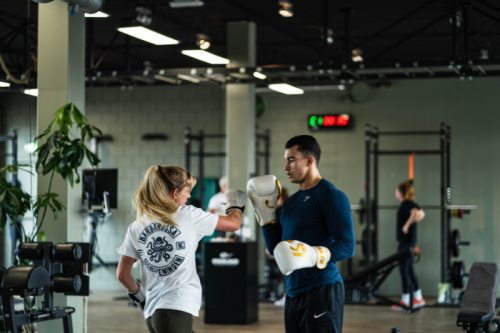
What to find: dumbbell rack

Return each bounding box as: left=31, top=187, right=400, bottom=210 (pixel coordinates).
left=349, top=124, right=476, bottom=304
left=0, top=242, right=90, bottom=333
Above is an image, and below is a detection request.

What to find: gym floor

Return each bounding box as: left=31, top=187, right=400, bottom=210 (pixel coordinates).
left=88, top=292, right=464, bottom=333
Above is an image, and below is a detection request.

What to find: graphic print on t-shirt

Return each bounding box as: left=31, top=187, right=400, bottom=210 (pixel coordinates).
left=137, top=223, right=186, bottom=277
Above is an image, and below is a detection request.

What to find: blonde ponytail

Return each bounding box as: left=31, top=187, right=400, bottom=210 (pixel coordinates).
left=132, top=166, right=196, bottom=226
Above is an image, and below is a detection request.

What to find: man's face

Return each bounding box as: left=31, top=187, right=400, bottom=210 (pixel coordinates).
left=284, top=145, right=310, bottom=183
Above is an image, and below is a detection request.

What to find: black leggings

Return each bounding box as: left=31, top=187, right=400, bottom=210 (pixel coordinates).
left=145, top=309, right=194, bottom=333
left=398, top=243, right=419, bottom=294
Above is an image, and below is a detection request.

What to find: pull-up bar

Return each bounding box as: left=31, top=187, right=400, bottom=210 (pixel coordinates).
left=377, top=131, right=441, bottom=136
left=350, top=204, right=477, bottom=211
left=374, top=150, right=441, bottom=155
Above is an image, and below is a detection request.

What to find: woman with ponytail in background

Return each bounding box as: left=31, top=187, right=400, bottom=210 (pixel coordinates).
left=116, top=166, right=246, bottom=333
left=391, top=180, right=426, bottom=311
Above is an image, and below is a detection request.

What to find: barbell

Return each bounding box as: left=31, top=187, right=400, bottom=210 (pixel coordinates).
left=350, top=201, right=477, bottom=224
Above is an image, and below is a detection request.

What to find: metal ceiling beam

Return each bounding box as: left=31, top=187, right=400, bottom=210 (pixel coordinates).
left=368, top=12, right=449, bottom=62
left=57, top=59, right=500, bottom=79
left=472, top=6, right=500, bottom=24
left=353, top=0, right=437, bottom=49
left=93, top=31, right=121, bottom=70
left=76, top=70, right=500, bottom=88
left=323, top=0, right=329, bottom=66
left=462, top=4, right=470, bottom=64
left=452, top=0, right=458, bottom=60
left=4, top=62, right=500, bottom=91
left=475, top=0, right=500, bottom=15
left=215, top=0, right=323, bottom=58
left=343, top=9, right=353, bottom=66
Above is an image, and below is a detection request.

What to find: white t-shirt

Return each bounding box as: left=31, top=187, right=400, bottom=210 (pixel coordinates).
left=207, top=192, right=226, bottom=216
left=116, top=205, right=218, bottom=319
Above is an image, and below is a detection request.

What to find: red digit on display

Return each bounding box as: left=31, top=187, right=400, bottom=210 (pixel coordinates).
left=324, top=115, right=336, bottom=126
left=337, top=115, right=349, bottom=126
left=324, top=116, right=330, bottom=126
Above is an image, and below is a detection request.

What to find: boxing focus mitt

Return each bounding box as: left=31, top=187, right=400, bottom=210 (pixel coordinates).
left=274, top=240, right=331, bottom=276
left=128, top=283, right=146, bottom=311
left=247, top=175, right=281, bottom=226
left=220, top=189, right=247, bottom=215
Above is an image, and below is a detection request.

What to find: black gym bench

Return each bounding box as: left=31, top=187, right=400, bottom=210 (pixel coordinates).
left=456, top=262, right=499, bottom=333
left=344, top=246, right=420, bottom=313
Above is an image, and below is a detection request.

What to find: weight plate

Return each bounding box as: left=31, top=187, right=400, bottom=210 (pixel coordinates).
left=74, top=275, right=82, bottom=293
left=359, top=198, right=365, bottom=225
left=451, top=229, right=460, bottom=257
left=452, top=261, right=466, bottom=289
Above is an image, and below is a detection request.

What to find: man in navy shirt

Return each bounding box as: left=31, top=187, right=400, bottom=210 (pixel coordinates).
left=248, top=135, right=355, bottom=333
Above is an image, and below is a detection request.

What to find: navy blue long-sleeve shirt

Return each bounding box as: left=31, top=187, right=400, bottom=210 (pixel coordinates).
left=262, top=178, right=355, bottom=297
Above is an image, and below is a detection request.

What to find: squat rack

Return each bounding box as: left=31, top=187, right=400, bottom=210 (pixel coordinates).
left=184, top=127, right=271, bottom=208
left=351, top=123, right=476, bottom=291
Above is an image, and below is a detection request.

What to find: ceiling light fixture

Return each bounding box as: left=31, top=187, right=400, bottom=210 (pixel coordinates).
left=480, top=49, right=489, bottom=60
left=136, top=7, right=153, bottom=26
left=181, top=50, right=229, bottom=65
left=118, top=27, right=179, bottom=45
left=24, top=89, right=38, bottom=97
left=196, top=33, right=211, bottom=50
left=85, top=11, right=109, bottom=17
left=279, top=0, right=293, bottom=17
left=326, top=28, right=334, bottom=44
left=351, top=48, right=363, bottom=62
left=170, top=0, right=204, bottom=8
left=0, top=81, right=11, bottom=88
left=268, top=83, right=304, bottom=95
left=253, top=72, right=267, bottom=80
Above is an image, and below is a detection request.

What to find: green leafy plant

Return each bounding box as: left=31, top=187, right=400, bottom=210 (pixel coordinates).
left=0, top=103, right=101, bottom=245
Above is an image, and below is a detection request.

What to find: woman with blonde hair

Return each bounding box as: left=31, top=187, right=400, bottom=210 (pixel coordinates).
left=391, top=180, right=426, bottom=310
left=116, top=165, right=245, bottom=333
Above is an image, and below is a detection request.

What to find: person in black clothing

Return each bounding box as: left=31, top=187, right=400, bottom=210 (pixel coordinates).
left=391, top=180, right=426, bottom=310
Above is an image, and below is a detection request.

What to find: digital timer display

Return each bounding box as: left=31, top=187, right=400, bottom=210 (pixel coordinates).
left=309, top=114, right=353, bottom=130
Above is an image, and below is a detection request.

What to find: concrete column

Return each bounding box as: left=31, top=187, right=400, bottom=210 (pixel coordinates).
left=225, top=22, right=263, bottom=282
left=37, top=3, right=85, bottom=333
left=225, top=21, right=256, bottom=231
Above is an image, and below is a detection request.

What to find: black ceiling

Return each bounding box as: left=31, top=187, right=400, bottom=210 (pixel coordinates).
left=2, top=0, right=500, bottom=77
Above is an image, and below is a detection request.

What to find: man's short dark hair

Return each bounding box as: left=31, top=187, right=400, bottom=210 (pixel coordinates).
left=285, top=135, right=321, bottom=166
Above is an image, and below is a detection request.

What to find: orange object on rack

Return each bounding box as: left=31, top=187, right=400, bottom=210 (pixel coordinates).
left=409, top=152, right=415, bottom=182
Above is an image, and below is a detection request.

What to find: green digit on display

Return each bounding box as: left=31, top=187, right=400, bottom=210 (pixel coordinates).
left=309, top=116, right=318, bottom=127
left=318, top=117, right=323, bottom=126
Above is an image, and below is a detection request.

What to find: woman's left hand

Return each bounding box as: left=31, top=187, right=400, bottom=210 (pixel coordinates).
left=402, top=224, right=409, bottom=234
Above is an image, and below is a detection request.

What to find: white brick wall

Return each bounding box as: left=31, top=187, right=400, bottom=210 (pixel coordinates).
left=84, top=85, right=226, bottom=290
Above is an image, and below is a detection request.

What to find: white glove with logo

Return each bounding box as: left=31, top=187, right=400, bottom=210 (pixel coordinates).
left=220, top=189, right=247, bottom=215
left=274, top=240, right=331, bottom=276
left=247, top=175, right=282, bottom=226
left=128, top=283, right=146, bottom=311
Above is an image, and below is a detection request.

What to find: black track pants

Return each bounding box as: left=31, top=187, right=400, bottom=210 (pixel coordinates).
left=145, top=309, right=194, bottom=333
left=285, top=283, right=344, bottom=333
left=398, top=242, right=419, bottom=294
